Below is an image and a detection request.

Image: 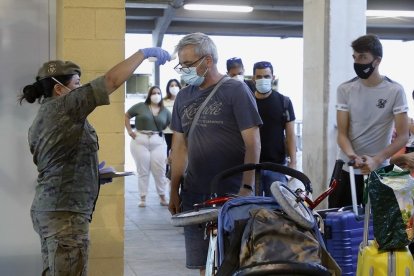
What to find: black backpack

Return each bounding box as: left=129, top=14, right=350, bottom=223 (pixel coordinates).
left=281, top=94, right=291, bottom=123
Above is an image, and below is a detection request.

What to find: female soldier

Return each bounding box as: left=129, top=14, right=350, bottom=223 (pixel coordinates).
left=20, top=48, right=170, bottom=275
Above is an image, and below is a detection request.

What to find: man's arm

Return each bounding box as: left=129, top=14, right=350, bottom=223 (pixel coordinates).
left=168, top=131, right=188, bottom=215
left=285, top=121, right=297, bottom=169
left=239, top=126, right=261, bottom=196
left=337, top=110, right=365, bottom=166
left=391, top=152, right=414, bottom=170
left=362, top=112, right=409, bottom=173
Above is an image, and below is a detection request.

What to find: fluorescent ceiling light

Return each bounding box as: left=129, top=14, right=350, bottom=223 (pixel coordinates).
left=366, top=10, right=414, bottom=18
left=184, top=4, right=253, bottom=13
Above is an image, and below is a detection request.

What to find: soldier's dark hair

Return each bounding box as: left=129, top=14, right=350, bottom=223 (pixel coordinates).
left=351, top=34, right=383, bottom=58
left=19, top=75, right=74, bottom=104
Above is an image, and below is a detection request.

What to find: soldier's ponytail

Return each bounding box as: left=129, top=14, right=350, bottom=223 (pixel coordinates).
left=19, top=81, right=44, bottom=104
left=19, top=75, right=73, bottom=105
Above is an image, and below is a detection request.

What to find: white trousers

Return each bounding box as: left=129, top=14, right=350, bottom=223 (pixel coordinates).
left=130, top=132, right=168, bottom=197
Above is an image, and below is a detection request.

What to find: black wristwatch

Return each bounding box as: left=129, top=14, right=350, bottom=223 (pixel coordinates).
left=242, top=184, right=253, bottom=191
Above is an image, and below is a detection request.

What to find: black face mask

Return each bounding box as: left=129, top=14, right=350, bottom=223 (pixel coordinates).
left=353, top=61, right=375, bottom=79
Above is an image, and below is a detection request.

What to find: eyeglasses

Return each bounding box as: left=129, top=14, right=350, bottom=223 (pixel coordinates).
left=174, top=56, right=206, bottom=74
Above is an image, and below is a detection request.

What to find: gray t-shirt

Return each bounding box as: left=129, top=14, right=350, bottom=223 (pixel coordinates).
left=171, top=78, right=262, bottom=195
left=336, top=77, right=408, bottom=172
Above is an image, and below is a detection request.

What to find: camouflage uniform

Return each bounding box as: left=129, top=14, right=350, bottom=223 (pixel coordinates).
left=29, top=77, right=109, bottom=275
left=31, top=211, right=90, bottom=276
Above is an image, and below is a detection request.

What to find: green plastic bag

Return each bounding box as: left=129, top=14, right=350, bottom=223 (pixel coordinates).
left=367, top=164, right=414, bottom=250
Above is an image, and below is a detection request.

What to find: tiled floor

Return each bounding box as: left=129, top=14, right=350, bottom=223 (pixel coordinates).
left=123, top=142, right=303, bottom=276
left=123, top=175, right=199, bottom=276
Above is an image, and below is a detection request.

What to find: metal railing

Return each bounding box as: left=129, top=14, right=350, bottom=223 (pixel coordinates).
left=295, top=120, right=303, bottom=151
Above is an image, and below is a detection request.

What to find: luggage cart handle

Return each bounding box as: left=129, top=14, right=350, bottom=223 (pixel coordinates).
left=304, top=159, right=345, bottom=209
left=210, top=162, right=312, bottom=195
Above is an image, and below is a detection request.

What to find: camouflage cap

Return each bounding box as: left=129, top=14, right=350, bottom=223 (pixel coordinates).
left=36, top=60, right=81, bottom=80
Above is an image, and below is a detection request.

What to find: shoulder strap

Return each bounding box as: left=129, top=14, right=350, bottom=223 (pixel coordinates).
left=149, top=105, right=162, bottom=134
left=281, top=95, right=290, bottom=122
left=186, top=76, right=230, bottom=138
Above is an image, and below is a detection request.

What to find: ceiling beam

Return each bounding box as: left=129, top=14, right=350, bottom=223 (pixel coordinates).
left=152, top=0, right=184, bottom=46
left=152, top=0, right=184, bottom=86
left=125, top=0, right=414, bottom=41
left=172, top=9, right=302, bottom=25
left=126, top=8, right=164, bottom=18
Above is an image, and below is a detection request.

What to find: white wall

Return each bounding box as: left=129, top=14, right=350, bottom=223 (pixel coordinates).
left=0, top=0, right=54, bottom=274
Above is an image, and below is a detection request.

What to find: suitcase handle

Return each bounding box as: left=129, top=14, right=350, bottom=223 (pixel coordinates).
left=348, top=160, right=370, bottom=247
left=347, top=160, right=359, bottom=216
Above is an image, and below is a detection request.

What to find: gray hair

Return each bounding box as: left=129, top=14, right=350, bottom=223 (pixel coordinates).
left=175, top=32, right=218, bottom=64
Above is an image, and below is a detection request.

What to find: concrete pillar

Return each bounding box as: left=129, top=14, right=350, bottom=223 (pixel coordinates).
left=56, top=1, right=126, bottom=275
left=302, top=0, right=366, bottom=208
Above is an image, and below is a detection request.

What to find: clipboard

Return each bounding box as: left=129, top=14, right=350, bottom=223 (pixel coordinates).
left=99, top=164, right=134, bottom=179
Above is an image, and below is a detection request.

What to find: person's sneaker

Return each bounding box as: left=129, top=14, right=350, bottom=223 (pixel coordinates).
left=138, top=201, right=146, bottom=207
left=160, top=199, right=168, bottom=206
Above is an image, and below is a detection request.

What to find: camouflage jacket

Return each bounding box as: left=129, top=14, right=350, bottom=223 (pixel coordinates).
left=29, top=77, right=109, bottom=217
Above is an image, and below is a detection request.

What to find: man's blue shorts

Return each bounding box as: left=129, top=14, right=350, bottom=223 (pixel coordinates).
left=180, top=189, right=211, bottom=269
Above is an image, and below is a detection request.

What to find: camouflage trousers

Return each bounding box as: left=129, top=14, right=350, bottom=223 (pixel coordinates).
left=31, top=211, right=90, bottom=276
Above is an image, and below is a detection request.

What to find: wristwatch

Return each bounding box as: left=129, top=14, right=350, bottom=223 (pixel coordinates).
left=242, top=184, right=253, bottom=191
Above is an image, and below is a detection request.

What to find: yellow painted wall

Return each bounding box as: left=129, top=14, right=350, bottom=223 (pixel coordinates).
left=56, top=1, right=126, bottom=275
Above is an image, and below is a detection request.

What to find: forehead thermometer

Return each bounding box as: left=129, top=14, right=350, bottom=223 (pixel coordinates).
left=148, top=52, right=177, bottom=62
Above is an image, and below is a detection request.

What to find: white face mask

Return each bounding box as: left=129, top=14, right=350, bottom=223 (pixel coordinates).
left=255, top=78, right=272, bottom=94
left=169, top=86, right=180, bottom=96
left=150, top=94, right=161, bottom=104
left=232, top=75, right=244, bottom=82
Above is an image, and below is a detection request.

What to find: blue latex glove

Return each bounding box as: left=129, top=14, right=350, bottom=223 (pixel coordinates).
left=140, top=47, right=171, bottom=65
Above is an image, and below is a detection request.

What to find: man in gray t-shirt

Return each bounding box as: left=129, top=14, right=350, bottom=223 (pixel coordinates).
left=329, top=34, right=409, bottom=208
left=168, top=33, right=262, bottom=273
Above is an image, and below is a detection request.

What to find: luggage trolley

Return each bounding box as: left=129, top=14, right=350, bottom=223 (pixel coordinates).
left=171, top=162, right=328, bottom=275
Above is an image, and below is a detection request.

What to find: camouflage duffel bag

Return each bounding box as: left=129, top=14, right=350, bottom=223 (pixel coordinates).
left=235, top=208, right=339, bottom=276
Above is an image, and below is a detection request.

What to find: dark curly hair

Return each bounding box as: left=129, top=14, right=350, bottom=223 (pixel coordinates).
left=351, top=34, right=383, bottom=58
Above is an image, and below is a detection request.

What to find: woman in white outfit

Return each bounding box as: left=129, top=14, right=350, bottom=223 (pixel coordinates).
left=125, top=86, right=172, bottom=207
